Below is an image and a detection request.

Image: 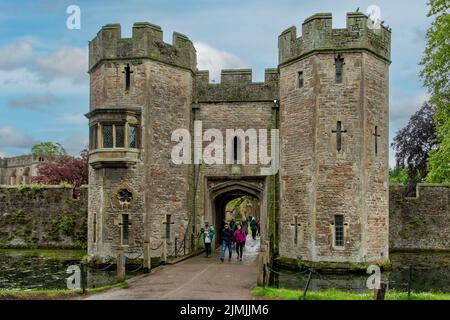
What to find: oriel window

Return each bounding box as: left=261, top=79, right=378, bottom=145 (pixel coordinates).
left=128, top=125, right=139, bottom=148
left=115, top=125, right=125, bottom=148
left=89, top=126, right=98, bottom=149
left=102, top=125, right=113, bottom=148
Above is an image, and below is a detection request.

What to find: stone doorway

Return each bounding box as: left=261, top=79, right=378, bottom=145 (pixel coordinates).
left=206, top=178, right=268, bottom=249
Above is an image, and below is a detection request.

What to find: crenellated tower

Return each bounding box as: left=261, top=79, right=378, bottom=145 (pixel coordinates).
left=86, top=22, right=196, bottom=262
left=278, top=12, right=391, bottom=265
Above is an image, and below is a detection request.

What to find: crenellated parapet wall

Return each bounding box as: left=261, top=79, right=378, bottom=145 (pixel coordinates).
left=390, top=184, right=450, bottom=251
left=89, top=22, right=197, bottom=72
left=195, top=68, right=279, bottom=102
left=278, top=12, right=391, bottom=65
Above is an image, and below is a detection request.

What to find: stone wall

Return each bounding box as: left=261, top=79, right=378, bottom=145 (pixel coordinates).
left=0, top=154, right=49, bottom=185
left=0, top=185, right=88, bottom=248
left=390, top=184, right=450, bottom=251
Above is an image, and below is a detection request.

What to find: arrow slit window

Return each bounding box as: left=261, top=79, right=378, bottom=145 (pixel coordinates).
left=334, top=215, right=344, bottom=247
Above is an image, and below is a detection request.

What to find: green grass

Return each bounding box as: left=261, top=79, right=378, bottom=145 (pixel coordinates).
left=252, top=287, right=450, bottom=300
left=0, top=281, right=127, bottom=300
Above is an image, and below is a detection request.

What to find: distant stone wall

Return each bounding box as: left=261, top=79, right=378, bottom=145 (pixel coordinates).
left=0, top=185, right=88, bottom=248
left=389, top=184, right=450, bottom=251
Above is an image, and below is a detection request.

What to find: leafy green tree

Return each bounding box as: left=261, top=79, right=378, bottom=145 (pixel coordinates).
left=389, top=167, right=409, bottom=185
left=420, top=0, right=450, bottom=183
left=31, top=142, right=68, bottom=157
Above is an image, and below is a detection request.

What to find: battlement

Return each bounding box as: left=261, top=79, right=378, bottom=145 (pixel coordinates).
left=195, top=68, right=279, bottom=102
left=89, top=22, right=197, bottom=72
left=279, top=12, right=391, bottom=65
left=3, top=154, right=36, bottom=167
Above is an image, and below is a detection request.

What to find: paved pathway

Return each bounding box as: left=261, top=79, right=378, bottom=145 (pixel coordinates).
left=85, top=236, right=260, bottom=300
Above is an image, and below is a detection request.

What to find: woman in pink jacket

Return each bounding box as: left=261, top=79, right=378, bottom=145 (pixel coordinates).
left=233, top=224, right=247, bottom=261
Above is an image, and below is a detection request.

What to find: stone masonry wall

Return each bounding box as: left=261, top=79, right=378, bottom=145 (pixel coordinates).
left=279, top=13, right=390, bottom=264
left=0, top=185, right=88, bottom=248
left=390, top=184, right=450, bottom=251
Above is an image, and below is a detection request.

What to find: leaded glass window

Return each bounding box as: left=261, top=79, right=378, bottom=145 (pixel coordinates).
left=90, top=126, right=97, bottom=149
left=103, top=125, right=113, bottom=148
left=116, top=125, right=125, bottom=148
left=128, top=125, right=138, bottom=148
left=335, top=215, right=344, bottom=247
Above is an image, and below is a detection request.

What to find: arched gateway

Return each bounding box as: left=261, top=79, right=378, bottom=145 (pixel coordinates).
left=206, top=179, right=267, bottom=248
left=86, top=12, right=391, bottom=270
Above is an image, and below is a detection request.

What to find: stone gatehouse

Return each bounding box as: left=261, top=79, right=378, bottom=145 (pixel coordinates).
left=86, top=12, right=391, bottom=266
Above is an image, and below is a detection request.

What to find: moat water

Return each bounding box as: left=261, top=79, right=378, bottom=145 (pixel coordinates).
left=0, top=249, right=142, bottom=290
left=1, top=249, right=449, bottom=293
left=272, top=251, right=450, bottom=293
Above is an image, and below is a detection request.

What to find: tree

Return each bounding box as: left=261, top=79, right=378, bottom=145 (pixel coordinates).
left=391, top=103, right=437, bottom=195
left=389, top=167, right=409, bottom=185
left=31, top=142, right=68, bottom=157
left=420, top=0, right=450, bottom=183
left=31, top=149, right=88, bottom=188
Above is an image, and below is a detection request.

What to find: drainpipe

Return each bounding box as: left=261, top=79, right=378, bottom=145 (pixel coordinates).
left=272, top=99, right=280, bottom=259
left=192, top=102, right=201, bottom=249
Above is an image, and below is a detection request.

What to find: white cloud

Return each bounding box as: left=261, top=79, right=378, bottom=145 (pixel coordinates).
left=0, top=126, right=36, bottom=149
left=0, top=40, right=33, bottom=70
left=0, top=68, right=88, bottom=95
left=8, top=93, right=58, bottom=111
left=390, top=91, right=431, bottom=124
left=60, top=135, right=88, bottom=156
left=34, top=47, right=88, bottom=84
left=0, top=40, right=88, bottom=94
left=194, top=42, right=247, bottom=83
left=59, top=113, right=87, bottom=125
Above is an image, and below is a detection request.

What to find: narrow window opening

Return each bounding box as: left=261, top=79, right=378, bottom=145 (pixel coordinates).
left=164, top=214, right=173, bottom=240
left=298, top=71, right=304, bottom=88
left=335, top=215, right=344, bottom=247
left=233, top=136, right=239, bottom=164
left=122, top=214, right=129, bottom=245
left=373, top=126, right=380, bottom=155
left=335, top=54, right=344, bottom=84
left=123, top=63, right=133, bottom=92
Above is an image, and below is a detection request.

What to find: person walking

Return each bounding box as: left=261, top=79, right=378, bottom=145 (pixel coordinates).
left=200, top=222, right=215, bottom=258
left=220, top=222, right=234, bottom=262
left=230, top=219, right=236, bottom=232
left=233, top=224, right=246, bottom=261
left=250, top=217, right=258, bottom=240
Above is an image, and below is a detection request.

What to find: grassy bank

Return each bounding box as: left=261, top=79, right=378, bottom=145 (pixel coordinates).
left=252, top=287, right=450, bottom=300
left=0, top=281, right=127, bottom=300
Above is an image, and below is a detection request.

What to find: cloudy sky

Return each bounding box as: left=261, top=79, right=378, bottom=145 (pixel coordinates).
left=0, top=0, right=432, bottom=166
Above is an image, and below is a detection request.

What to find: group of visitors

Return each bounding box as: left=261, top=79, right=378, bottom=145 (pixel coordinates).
left=200, top=216, right=260, bottom=263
